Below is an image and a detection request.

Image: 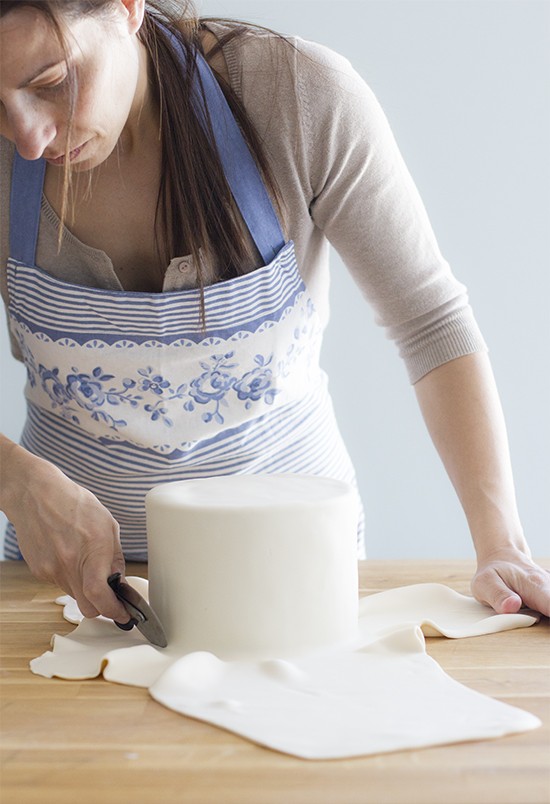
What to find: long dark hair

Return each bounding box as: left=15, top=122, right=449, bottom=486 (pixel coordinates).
left=0, top=0, right=288, bottom=308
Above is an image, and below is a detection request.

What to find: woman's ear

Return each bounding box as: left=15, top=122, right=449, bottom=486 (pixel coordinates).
left=118, top=0, right=146, bottom=35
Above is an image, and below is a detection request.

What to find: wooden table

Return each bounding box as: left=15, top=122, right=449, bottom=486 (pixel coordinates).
left=1, top=560, right=549, bottom=804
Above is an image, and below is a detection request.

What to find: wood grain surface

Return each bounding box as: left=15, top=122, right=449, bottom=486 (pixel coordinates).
left=1, top=559, right=549, bottom=804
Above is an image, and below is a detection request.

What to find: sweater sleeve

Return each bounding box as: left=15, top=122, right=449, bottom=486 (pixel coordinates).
left=295, top=38, right=487, bottom=382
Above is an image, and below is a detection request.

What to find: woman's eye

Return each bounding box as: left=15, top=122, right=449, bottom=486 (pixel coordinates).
left=36, top=75, right=69, bottom=96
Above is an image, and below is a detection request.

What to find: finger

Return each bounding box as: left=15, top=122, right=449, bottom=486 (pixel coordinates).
left=496, top=560, right=550, bottom=617
left=72, top=546, right=130, bottom=622
left=71, top=520, right=131, bottom=622
left=473, top=570, right=523, bottom=614
left=110, top=544, right=127, bottom=580
left=73, top=592, right=101, bottom=620
left=495, top=591, right=523, bottom=614
left=515, top=572, right=550, bottom=618
left=46, top=572, right=100, bottom=619
left=82, top=574, right=131, bottom=622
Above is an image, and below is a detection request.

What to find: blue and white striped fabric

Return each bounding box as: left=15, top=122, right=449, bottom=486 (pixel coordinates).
left=5, top=34, right=364, bottom=560
left=6, top=244, right=325, bottom=456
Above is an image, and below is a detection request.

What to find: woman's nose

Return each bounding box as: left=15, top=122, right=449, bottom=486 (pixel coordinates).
left=8, top=105, right=57, bottom=161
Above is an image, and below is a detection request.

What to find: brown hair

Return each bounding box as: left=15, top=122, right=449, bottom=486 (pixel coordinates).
left=0, top=0, right=288, bottom=311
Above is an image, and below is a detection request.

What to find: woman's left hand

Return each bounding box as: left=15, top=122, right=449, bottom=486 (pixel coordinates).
left=471, top=547, right=550, bottom=617
left=414, top=354, right=549, bottom=619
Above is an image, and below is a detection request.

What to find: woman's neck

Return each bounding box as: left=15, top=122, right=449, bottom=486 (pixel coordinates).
left=116, top=38, right=161, bottom=162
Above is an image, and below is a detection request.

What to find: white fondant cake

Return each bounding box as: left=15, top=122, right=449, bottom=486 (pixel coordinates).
left=146, top=474, right=359, bottom=659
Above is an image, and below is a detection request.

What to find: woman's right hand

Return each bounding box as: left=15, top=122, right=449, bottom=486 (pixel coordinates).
left=0, top=436, right=130, bottom=622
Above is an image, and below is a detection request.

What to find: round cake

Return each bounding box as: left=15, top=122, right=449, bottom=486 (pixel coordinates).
left=146, top=474, right=359, bottom=659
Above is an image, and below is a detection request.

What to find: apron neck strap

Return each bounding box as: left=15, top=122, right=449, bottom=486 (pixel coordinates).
left=9, top=24, right=285, bottom=268
left=184, top=31, right=286, bottom=264
left=9, top=154, right=45, bottom=266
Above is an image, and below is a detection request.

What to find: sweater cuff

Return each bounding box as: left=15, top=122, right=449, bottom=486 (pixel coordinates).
left=400, top=308, right=488, bottom=384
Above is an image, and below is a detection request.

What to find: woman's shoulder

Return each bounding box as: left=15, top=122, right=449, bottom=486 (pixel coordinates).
left=204, top=20, right=365, bottom=101
left=203, top=19, right=378, bottom=160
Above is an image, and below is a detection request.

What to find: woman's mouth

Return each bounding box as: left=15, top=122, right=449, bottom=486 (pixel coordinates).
left=45, top=141, right=88, bottom=166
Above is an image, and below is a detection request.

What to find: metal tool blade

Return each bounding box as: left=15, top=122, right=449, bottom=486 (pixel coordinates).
left=107, top=572, right=168, bottom=648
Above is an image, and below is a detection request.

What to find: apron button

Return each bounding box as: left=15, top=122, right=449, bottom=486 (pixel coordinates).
left=178, top=259, right=190, bottom=272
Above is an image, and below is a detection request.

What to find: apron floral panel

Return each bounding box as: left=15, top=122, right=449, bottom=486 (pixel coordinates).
left=5, top=29, right=364, bottom=560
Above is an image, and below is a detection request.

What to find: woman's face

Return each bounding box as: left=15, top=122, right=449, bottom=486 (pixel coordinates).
left=0, top=2, right=149, bottom=170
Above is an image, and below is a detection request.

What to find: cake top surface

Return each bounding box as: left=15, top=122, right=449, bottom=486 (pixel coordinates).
left=146, top=474, right=353, bottom=509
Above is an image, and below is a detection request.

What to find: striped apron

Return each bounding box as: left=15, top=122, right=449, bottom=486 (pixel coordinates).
left=4, top=35, right=364, bottom=561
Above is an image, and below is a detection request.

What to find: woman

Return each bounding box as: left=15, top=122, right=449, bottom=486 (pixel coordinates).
left=0, top=0, right=547, bottom=623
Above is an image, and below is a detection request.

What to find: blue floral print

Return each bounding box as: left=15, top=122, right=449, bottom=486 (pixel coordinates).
left=134, top=367, right=187, bottom=426
left=137, top=369, right=171, bottom=395
left=183, top=352, right=280, bottom=422
left=38, top=366, right=67, bottom=406
left=14, top=292, right=317, bottom=437
left=35, top=365, right=142, bottom=429
left=67, top=368, right=116, bottom=409
left=186, top=353, right=238, bottom=424
left=21, top=351, right=286, bottom=431
left=233, top=354, right=279, bottom=409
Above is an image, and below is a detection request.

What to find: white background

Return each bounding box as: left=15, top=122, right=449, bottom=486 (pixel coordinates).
left=1, top=0, right=549, bottom=559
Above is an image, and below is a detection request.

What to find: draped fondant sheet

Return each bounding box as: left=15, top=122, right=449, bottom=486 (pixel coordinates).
left=30, top=579, right=541, bottom=760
